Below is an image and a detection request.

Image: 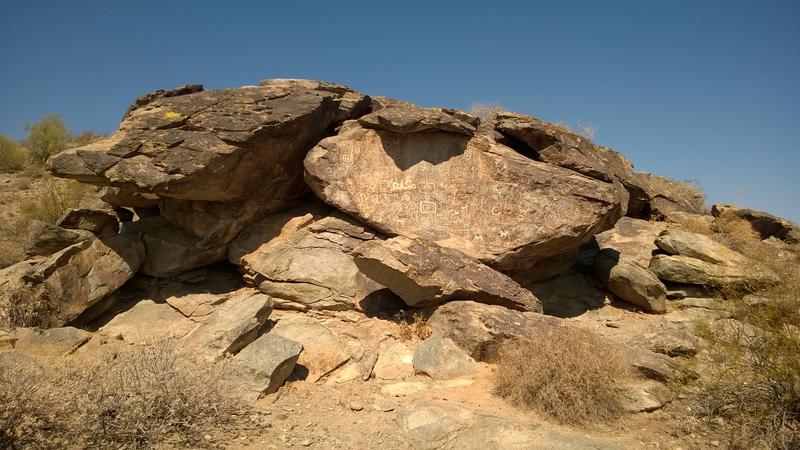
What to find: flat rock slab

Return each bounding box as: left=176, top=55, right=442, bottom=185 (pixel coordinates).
left=180, top=291, right=273, bottom=361
left=396, top=400, right=624, bottom=450
left=48, top=80, right=368, bottom=203
left=353, top=236, right=541, bottom=311
left=99, top=300, right=196, bottom=344
left=304, top=118, right=622, bottom=272
left=268, top=316, right=349, bottom=382
left=11, top=327, right=91, bottom=359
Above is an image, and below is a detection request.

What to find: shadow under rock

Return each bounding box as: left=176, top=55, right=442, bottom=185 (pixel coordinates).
left=525, top=272, right=609, bottom=318
left=377, top=130, right=470, bottom=171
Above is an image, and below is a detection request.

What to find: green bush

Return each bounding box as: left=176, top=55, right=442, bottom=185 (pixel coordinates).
left=25, top=113, right=70, bottom=163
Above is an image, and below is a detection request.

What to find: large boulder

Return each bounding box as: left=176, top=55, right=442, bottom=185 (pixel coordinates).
left=46, top=80, right=371, bottom=272
left=0, top=234, right=144, bottom=326
left=268, top=315, right=349, bottom=382
left=712, top=204, right=799, bottom=243
left=235, top=211, right=395, bottom=312
left=593, top=250, right=667, bottom=314
left=47, top=80, right=369, bottom=203
left=304, top=109, right=623, bottom=272
left=353, top=236, right=541, bottom=312
left=591, top=217, right=666, bottom=267
left=180, top=291, right=273, bottom=361
left=426, top=301, right=561, bottom=360
left=232, top=333, right=303, bottom=397
left=25, top=221, right=93, bottom=257
left=98, top=299, right=196, bottom=343
left=650, top=229, right=776, bottom=289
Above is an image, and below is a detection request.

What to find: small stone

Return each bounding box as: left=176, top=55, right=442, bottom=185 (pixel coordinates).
left=349, top=401, right=364, bottom=411
left=301, top=439, right=312, bottom=447
left=605, top=321, right=621, bottom=328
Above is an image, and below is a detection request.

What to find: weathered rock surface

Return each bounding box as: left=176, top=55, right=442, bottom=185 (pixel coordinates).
left=268, top=315, right=349, bottom=382
left=712, top=203, right=799, bottom=243
left=10, top=327, right=91, bottom=359
left=493, top=111, right=635, bottom=184
left=25, top=220, right=93, bottom=257
left=396, top=400, right=623, bottom=450
left=232, top=333, right=303, bottom=397
left=57, top=208, right=121, bottom=236
left=99, top=299, right=196, bottom=343
left=413, top=334, right=477, bottom=379
left=48, top=80, right=368, bottom=203
left=426, top=301, right=561, bottom=360
left=373, top=340, right=415, bottom=380
left=594, top=250, right=667, bottom=314
left=238, top=213, right=393, bottom=312
left=122, top=216, right=227, bottom=278
left=181, top=291, right=273, bottom=361
left=304, top=115, right=623, bottom=272
left=592, top=217, right=666, bottom=267
left=655, top=229, right=748, bottom=266
left=358, top=104, right=477, bottom=135
left=0, top=234, right=144, bottom=325
left=651, top=229, right=776, bottom=289
left=353, top=236, right=542, bottom=311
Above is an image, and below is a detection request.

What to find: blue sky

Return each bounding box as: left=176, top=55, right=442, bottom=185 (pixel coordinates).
left=1, top=0, right=798, bottom=222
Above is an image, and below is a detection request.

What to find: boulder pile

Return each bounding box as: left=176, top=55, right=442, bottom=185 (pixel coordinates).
left=3, top=79, right=796, bottom=403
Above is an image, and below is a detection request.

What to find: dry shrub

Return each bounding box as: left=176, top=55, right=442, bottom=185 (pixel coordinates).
left=491, top=326, right=631, bottom=425
left=688, top=213, right=800, bottom=448
left=468, top=102, right=504, bottom=121
left=18, top=176, right=92, bottom=224
left=576, top=122, right=598, bottom=139
left=0, top=137, right=29, bottom=172
left=396, top=311, right=432, bottom=341
left=0, top=281, right=63, bottom=329
left=0, top=340, right=247, bottom=449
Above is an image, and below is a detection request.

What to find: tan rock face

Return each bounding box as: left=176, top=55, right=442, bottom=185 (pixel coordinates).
left=352, top=236, right=542, bottom=312
left=304, top=119, right=623, bottom=271
left=0, top=234, right=145, bottom=326
left=237, top=213, right=392, bottom=312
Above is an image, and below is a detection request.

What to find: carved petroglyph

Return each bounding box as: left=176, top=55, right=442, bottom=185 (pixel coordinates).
left=304, top=123, right=622, bottom=270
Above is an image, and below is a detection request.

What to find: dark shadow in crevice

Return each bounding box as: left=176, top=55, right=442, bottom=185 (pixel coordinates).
left=358, top=288, right=407, bottom=320
left=495, top=128, right=557, bottom=161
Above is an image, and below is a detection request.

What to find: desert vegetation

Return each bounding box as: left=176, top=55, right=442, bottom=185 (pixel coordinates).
left=0, top=340, right=248, bottom=449
left=685, top=213, right=800, bottom=449
left=491, top=326, right=631, bottom=425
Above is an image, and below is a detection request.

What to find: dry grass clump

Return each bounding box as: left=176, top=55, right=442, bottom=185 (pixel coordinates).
left=646, top=174, right=707, bottom=213
left=688, top=213, right=800, bottom=448
left=0, top=135, right=29, bottom=172
left=491, top=326, right=631, bottom=425
left=0, top=281, right=63, bottom=329
left=0, top=340, right=247, bottom=449
left=18, top=176, right=92, bottom=224
left=468, top=102, right=504, bottom=121
left=0, top=174, right=94, bottom=269
left=395, top=311, right=432, bottom=341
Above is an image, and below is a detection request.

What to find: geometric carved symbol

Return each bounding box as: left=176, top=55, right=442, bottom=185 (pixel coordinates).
left=419, top=200, right=437, bottom=214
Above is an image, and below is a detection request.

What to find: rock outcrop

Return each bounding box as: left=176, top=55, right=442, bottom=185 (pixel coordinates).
left=305, top=107, right=623, bottom=272
left=650, top=229, right=776, bottom=289
left=353, top=236, right=542, bottom=311
left=712, top=203, right=799, bottom=243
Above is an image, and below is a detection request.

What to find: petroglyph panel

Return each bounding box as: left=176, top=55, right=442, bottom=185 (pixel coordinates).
left=304, top=123, right=623, bottom=270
